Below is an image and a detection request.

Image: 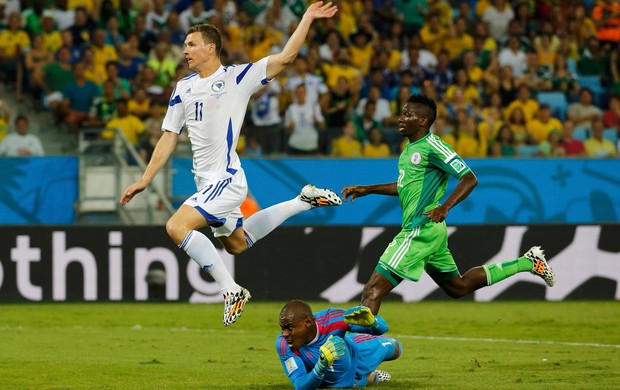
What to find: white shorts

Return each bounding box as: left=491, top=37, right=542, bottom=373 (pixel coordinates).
left=183, top=169, right=248, bottom=237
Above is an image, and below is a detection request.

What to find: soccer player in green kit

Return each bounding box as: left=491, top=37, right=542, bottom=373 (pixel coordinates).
left=341, top=94, right=555, bottom=315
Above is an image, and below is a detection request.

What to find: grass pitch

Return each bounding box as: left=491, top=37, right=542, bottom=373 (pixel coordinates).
left=1, top=301, right=618, bottom=389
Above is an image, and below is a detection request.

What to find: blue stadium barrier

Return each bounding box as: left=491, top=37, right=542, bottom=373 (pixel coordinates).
left=170, top=158, right=620, bottom=225
left=2, top=157, right=619, bottom=226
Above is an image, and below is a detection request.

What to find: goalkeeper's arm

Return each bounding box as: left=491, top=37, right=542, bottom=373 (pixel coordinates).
left=344, top=306, right=389, bottom=334
left=288, top=336, right=346, bottom=390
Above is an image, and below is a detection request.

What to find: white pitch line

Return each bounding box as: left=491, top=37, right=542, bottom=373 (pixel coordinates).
left=396, top=334, right=620, bottom=349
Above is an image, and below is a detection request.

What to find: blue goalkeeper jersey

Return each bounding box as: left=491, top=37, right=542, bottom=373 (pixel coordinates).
left=275, top=308, right=388, bottom=390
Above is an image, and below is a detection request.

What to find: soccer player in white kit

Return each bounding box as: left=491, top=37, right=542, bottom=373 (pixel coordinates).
left=121, top=2, right=340, bottom=326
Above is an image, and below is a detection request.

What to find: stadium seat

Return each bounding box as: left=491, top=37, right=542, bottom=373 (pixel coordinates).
left=567, top=58, right=578, bottom=75
left=577, top=75, right=606, bottom=106
left=517, top=145, right=540, bottom=157
left=603, top=128, right=619, bottom=144
left=578, top=75, right=603, bottom=91
left=537, top=92, right=568, bottom=121
left=573, top=127, right=590, bottom=141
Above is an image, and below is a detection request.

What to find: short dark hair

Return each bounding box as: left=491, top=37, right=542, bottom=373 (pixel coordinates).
left=187, top=23, right=222, bottom=58
left=105, top=60, right=119, bottom=70
left=407, top=94, right=437, bottom=126
left=15, top=114, right=28, bottom=124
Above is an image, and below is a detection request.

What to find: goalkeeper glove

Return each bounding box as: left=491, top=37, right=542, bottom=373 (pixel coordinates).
left=312, top=335, right=346, bottom=377
left=344, top=305, right=375, bottom=327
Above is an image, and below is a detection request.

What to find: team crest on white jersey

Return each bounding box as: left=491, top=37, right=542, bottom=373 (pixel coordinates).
left=410, top=152, right=422, bottom=165
left=212, top=80, right=225, bottom=92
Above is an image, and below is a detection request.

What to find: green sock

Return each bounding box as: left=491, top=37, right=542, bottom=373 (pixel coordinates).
left=482, top=257, right=533, bottom=286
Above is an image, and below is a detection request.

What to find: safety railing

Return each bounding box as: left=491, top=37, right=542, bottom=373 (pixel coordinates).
left=76, top=127, right=175, bottom=225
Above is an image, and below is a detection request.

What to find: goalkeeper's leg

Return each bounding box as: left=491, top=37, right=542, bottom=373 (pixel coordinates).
left=351, top=335, right=402, bottom=387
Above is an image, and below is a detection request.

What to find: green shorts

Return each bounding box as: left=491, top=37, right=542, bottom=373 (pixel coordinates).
left=376, top=221, right=459, bottom=286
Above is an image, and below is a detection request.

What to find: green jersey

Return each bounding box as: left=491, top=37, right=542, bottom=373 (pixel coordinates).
left=397, top=132, right=471, bottom=229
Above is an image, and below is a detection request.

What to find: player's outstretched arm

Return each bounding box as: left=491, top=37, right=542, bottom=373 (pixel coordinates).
left=266, top=1, right=338, bottom=79
left=341, top=182, right=398, bottom=203
left=344, top=306, right=389, bottom=334
left=424, top=171, right=477, bottom=223
left=120, top=131, right=179, bottom=205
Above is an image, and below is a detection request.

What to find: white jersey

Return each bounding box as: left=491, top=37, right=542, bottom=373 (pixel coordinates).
left=0, top=133, right=45, bottom=156
left=163, top=57, right=270, bottom=181
left=285, top=73, right=328, bottom=105
left=285, top=101, right=324, bottom=151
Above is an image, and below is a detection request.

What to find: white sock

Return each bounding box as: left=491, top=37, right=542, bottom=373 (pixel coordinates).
left=243, top=198, right=310, bottom=246
left=179, top=230, right=238, bottom=293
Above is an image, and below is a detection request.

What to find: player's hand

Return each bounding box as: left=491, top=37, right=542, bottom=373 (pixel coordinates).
left=423, top=204, right=449, bottom=223
left=120, top=181, right=148, bottom=205
left=313, top=335, right=345, bottom=375
left=344, top=306, right=375, bottom=327
left=304, top=1, right=338, bottom=21
left=341, top=185, right=368, bottom=203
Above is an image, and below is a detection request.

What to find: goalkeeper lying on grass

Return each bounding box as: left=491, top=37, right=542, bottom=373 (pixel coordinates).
left=276, top=300, right=402, bottom=389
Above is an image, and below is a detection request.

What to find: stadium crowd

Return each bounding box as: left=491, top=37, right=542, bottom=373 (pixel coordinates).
left=0, top=0, right=619, bottom=159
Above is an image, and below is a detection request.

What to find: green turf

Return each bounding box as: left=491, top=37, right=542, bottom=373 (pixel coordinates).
left=1, top=301, right=618, bottom=389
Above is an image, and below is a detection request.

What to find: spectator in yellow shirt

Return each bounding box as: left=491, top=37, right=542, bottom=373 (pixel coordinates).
left=429, top=0, right=453, bottom=26
left=91, top=29, right=118, bottom=69
left=331, top=121, right=362, bottom=158
left=128, top=88, right=151, bottom=121
left=0, top=12, right=31, bottom=101
left=478, top=106, right=504, bottom=143
left=322, top=47, right=363, bottom=91
left=41, top=15, right=63, bottom=54
left=461, top=51, right=484, bottom=85
left=506, top=107, right=529, bottom=145
left=455, top=117, right=487, bottom=158
left=246, top=25, right=284, bottom=63
left=419, top=13, right=446, bottom=57
left=82, top=47, right=107, bottom=85
left=528, top=104, right=563, bottom=144
left=585, top=119, right=617, bottom=158
left=68, top=0, right=95, bottom=12
left=442, top=17, right=474, bottom=60
left=102, top=98, right=146, bottom=148
left=24, top=34, right=53, bottom=96
left=445, top=69, right=481, bottom=106
left=378, top=35, right=402, bottom=72
left=505, top=85, right=539, bottom=123
left=0, top=99, right=11, bottom=142
left=349, top=30, right=374, bottom=76
left=363, top=128, right=391, bottom=158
